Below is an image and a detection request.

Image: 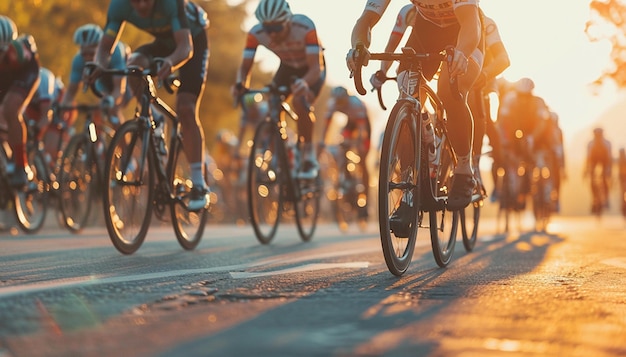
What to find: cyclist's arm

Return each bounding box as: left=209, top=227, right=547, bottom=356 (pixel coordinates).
left=61, top=82, right=79, bottom=107
left=235, top=33, right=258, bottom=87
left=453, top=5, right=481, bottom=68
left=351, top=7, right=385, bottom=48
left=165, top=29, right=193, bottom=73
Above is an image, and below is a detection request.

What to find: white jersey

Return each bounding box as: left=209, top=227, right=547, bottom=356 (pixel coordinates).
left=390, top=4, right=416, bottom=36
left=243, top=14, right=323, bottom=69
left=365, top=0, right=479, bottom=28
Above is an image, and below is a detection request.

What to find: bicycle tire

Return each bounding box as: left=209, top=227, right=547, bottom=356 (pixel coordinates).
left=14, top=148, right=48, bottom=234
left=103, top=120, right=154, bottom=254
left=170, top=137, right=208, bottom=250
left=460, top=202, right=480, bottom=252
left=427, top=99, right=458, bottom=267
left=379, top=100, right=422, bottom=276
left=295, top=174, right=321, bottom=242
left=58, top=134, right=95, bottom=234
left=247, top=120, right=282, bottom=244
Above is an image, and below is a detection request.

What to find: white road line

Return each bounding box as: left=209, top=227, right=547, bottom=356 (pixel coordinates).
left=0, top=246, right=380, bottom=298
left=230, top=262, right=370, bottom=279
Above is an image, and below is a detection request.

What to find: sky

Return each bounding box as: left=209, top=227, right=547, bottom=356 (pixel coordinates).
left=231, top=0, right=622, bottom=146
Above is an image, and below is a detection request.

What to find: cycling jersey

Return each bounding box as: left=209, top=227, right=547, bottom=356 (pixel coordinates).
left=587, top=138, right=612, bottom=170
left=69, top=41, right=127, bottom=94
left=104, top=0, right=209, bottom=50
left=244, top=14, right=323, bottom=70
left=365, top=0, right=479, bottom=28
left=390, top=4, right=417, bottom=37
left=24, top=67, right=63, bottom=121
left=0, top=35, right=40, bottom=101
left=325, top=95, right=371, bottom=151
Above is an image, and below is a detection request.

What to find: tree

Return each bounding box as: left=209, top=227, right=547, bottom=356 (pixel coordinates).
left=586, top=0, right=626, bottom=90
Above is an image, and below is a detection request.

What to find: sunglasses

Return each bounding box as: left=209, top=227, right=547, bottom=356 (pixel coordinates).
left=263, top=23, right=285, bottom=34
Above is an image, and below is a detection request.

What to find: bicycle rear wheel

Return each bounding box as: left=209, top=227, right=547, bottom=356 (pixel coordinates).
left=460, top=201, right=480, bottom=252
left=295, top=175, right=321, bottom=242
left=103, top=120, right=154, bottom=254
left=14, top=148, right=48, bottom=234
left=379, top=100, right=422, bottom=276
left=170, top=137, right=208, bottom=250
left=58, top=134, right=95, bottom=233
left=248, top=120, right=282, bottom=244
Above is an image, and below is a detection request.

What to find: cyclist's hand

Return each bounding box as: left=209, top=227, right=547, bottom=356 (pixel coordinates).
left=83, top=62, right=104, bottom=87
left=156, top=58, right=173, bottom=82
left=291, top=78, right=309, bottom=96
left=346, top=45, right=370, bottom=74
left=447, top=47, right=469, bottom=79
left=370, top=70, right=386, bottom=90
left=231, top=82, right=248, bottom=105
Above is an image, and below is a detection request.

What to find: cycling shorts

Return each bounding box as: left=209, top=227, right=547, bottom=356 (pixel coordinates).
left=0, top=58, right=39, bottom=103
left=272, top=59, right=327, bottom=99
left=134, top=30, right=209, bottom=96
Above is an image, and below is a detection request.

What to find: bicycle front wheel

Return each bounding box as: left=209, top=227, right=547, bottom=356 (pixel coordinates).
left=379, top=100, right=422, bottom=276
left=170, top=138, right=208, bottom=250
left=247, top=120, right=283, bottom=244
left=429, top=141, right=458, bottom=267
left=103, top=120, right=154, bottom=254
left=14, top=148, right=48, bottom=234
left=295, top=175, right=321, bottom=242
left=58, top=134, right=95, bottom=233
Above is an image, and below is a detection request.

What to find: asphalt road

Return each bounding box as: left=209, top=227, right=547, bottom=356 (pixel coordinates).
left=1, top=212, right=626, bottom=357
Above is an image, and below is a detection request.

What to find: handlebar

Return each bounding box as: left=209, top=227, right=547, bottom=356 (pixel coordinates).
left=83, top=58, right=180, bottom=98
left=352, top=45, right=461, bottom=106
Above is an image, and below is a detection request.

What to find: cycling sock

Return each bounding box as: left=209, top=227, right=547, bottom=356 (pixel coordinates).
left=190, top=162, right=205, bottom=188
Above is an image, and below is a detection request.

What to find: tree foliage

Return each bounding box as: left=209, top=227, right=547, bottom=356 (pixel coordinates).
left=586, top=0, right=626, bottom=90
left=0, top=0, right=273, bottom=149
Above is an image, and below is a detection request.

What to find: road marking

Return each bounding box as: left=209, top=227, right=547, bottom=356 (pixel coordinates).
left=230, top=262, right=370, bottom=279
left=0, top=246, right=379, bottom=298
left=601, top=257, right=626, bottom=269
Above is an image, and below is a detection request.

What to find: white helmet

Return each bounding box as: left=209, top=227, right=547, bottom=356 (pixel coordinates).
left=73, top=24, right=103, bottom=47
left=0, top=15, right=17, bottom=45
left=331, top=86, right=348, bottom=98
left=255, top=0, right=292, bottom=23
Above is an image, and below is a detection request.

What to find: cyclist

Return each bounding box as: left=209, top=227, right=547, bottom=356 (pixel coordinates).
left=496, top=78, right=550, bottom=199
left=23, top=67, right=65, bottom=170
left=349, top=0, right=484, bottom=211
left=91, top=0, right=211, bottom=211
left=585, top=127, right=612, bottom=212
left=232, top=0, right=327, bottom=180
left=322, top=85, right=371, bottom=218
left=468, top=12, right=510, bottom=200
left=61, top=24, right=129, bottom=128
left=618, top=148, right=626, bottom=218
left=0, top=15, right=40, bottom=188
left=545, top=111, right=566, bottom=212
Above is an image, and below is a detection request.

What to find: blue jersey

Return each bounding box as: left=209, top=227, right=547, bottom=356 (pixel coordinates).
left=104, top=0, right=208, bottom=50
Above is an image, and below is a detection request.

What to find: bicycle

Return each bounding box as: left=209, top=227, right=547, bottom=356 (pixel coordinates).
left=57, top=103, right=114, bottom=233
left=326, top=139, right=369, bottom=232
left=0, top=121, right=49, bottom=234
left=85, top=60, right=209, bottom=254
left=352, top=45, right=460, bottom=276
left=530, top=149, right=556, bottom=232
left=459, top=153, right=488, bottom=251
left=242, top=83, right=322, bottom=245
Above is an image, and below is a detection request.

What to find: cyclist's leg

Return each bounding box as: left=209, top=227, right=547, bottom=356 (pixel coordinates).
left=2, top=72, right=40, bottom=187
left=177, top=31, right=210, bottom=210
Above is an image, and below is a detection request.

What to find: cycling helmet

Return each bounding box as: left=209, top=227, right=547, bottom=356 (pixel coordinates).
left=331, top=86, right=349, bottom=98
left=516, top=77, right=535, bottom=94
left=593, top=127, right=603, bottom=136
left=73, top=24, right=103, bottom=47
left=255, top=0, right=292, bottom=23
left=0, top=16, right=17, bottom=45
